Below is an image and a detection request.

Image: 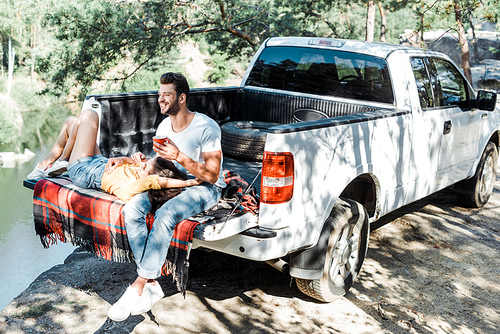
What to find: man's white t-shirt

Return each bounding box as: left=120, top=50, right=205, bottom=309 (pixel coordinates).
left=156, top=112, right=225, bottom=188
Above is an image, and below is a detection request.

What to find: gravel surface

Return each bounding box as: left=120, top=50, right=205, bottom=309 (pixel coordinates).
left=0, top=178, right=499, bottom=334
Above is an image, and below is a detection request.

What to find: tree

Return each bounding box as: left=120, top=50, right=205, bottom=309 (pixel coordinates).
left=453, top=0, right=472, bottom=82
left=366, top=0, right=376, bottom=42
left=377, top=1, right=387, bottom=42
left=14, top=0, right=500, bottom=97
left=28, top=0, right=280, bottom=96
left=0, top=0, right=15, bottom=93
left=7, top=34, right=13, bottom=95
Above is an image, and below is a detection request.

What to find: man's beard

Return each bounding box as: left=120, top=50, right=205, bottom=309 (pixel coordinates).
left=166, top=99, right=180, bottom=116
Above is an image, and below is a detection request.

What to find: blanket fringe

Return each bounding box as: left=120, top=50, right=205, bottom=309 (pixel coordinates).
left=38, top=231, right=134, bottom=263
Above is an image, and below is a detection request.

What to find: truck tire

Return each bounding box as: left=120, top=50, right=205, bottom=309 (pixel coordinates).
left=456, top=141, right=498, bottom=208
left=296, top=198, right=369, bottom=302
left=221, top=121, right=280, bottom=161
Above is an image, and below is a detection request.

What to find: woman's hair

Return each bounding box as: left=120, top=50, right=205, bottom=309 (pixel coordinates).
left=147, top=157, right=188, bottom=214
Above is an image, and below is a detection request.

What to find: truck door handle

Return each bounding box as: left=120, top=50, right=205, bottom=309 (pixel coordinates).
left=443, top=120, right=452, bottom=135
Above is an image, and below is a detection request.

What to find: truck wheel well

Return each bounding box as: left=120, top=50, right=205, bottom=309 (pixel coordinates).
left=339, top=174, right=378, bottom=218
left=490, top=131, right=500, bottom=148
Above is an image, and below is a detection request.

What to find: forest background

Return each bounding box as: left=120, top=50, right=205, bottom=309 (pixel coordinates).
left=0, top=0, right=499, bottom=154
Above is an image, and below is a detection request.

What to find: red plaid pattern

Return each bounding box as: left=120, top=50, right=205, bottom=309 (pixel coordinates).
left=33, top=177, right=201, bottom=295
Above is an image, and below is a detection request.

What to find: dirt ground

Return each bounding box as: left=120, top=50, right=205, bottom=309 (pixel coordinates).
left=0, top=173, right=499, bottom=334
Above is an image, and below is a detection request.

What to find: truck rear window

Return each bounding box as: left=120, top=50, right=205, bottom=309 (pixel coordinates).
left=245, top=46, right=394, bottom=104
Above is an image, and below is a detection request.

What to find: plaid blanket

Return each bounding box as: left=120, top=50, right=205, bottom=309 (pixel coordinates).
left=33, top=177, right=200, bottom=296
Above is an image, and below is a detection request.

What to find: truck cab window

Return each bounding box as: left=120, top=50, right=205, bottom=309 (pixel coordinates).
left=430, top=58, right=468, bottom=107
left=410, top=57, right=434, bottom=109
left=246, top=46, right=394, bottom=104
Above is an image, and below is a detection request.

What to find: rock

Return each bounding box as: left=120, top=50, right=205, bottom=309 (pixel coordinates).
left=0, top=149, right=36, bottom=167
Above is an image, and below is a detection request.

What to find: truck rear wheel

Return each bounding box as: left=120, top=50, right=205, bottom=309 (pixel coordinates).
left=456, top=141, right=498, bottom=208
left=296, top=198, right=369, bottom=302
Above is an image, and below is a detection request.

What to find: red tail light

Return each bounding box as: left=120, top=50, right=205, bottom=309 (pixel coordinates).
left=261, top=151, right=294, bottom=204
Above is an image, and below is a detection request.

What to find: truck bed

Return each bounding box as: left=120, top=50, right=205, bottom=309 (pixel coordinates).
left=222, top=157, right=262, bottom=192
left=24, top=157, right=263, bottom=244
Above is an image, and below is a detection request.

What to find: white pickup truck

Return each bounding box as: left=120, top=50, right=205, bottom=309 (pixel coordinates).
left=27, top=37, right=500, bottom=302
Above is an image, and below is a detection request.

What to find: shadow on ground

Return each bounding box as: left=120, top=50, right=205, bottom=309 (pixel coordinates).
left=1, top=180, right=499, bottom=333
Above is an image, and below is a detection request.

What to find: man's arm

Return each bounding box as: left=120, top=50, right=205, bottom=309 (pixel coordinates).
left=177, top=150, right=221, bottom=184
left=154, top=141, right=221, bottom=184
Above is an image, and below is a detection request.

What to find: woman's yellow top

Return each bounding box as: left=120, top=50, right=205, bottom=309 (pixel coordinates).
left=100, top=163, right=160, bottom=202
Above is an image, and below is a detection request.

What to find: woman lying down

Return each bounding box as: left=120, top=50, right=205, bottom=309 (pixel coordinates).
left=27, top=109, right=201, bottom=203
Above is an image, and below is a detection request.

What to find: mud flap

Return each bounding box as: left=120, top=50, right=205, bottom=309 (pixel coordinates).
left=289, top=217, right=332, bottom=280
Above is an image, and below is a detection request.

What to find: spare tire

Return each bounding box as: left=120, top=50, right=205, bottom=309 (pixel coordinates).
left=221, top=121, right=280, bottom=161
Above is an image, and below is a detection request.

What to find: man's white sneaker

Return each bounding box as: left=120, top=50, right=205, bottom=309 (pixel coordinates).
left=131, top=282, right=165, bottom=315
left=46, top=160, right=68, bottom=177
left=108, top=286, right=141, bottom=322
left=27, top=165, right=48, bottom=179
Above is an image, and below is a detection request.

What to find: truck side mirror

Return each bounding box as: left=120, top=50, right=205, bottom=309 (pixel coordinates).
left=476, top=90, right=497, bottom=111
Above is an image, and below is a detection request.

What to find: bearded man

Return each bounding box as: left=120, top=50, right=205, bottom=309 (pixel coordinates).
left=108, top=72, right=225, bottom=321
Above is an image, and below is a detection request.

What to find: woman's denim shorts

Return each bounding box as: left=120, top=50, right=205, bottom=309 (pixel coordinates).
left=67, top=154, right=108, bottom=189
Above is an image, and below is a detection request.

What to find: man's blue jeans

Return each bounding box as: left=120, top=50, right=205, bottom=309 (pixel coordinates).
left=123, top=182, right=221, bottom=279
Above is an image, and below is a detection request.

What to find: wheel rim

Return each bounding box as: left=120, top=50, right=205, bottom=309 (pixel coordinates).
left=328, top=222, right=361, bottom=284
left=480, top=155, right=494, bottom=196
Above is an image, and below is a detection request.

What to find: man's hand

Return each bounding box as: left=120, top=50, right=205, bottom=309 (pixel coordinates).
left=132, top=151, right=146, bottom=164
left=154, top=140, right=221, bottom=185
left=105, top=157, right=124, bottom=174
left=154, top=140, right=179, bottom=161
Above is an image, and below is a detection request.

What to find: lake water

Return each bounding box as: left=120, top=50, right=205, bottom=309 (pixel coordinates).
left=0, top=146, right=76, bottom=311
left=0, top=107, right=78, bottom=311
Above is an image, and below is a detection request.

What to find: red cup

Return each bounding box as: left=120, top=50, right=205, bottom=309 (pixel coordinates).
left=153, top=136, right=169, bottom=146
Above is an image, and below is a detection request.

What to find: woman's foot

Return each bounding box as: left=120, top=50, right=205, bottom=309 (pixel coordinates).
left=27, top=166, right=47, bottom=179
left=27, top=162, right=52, bottom=179
left=46, top=160, right=69, bottom=177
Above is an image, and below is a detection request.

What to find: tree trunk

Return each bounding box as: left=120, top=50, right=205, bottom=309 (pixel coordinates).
left=377, top=1, right=387, bottom=42
left=31, top=25, right=36, bottom=79
left=7, top=36, right=15, bottom=96
left=366, top=0, right=376, bottom=42
left=0, top=32, right=3, bottom=78
left=420, top=2, right=425, bottom=47
left=468, top=9, right=478, bottom=64
left=454, top=0, right=472, bottom=83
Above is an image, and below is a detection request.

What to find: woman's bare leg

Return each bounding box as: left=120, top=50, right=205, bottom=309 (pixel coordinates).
left=38, top=116, right=77, bottom=169
left=68, top=109, right=101, bottom=165
left=58, top=113, right=100, bottom=163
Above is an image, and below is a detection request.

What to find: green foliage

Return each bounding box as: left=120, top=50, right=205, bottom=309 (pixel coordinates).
left=0, top=112, right=18, bottom=146
left=273, top=0, right=361, bottom=38
left=206, top=52, right=233, bottom=84
left=28, top=0, right=280, bottom=97
left=2, top=0, right=500, bottom=100
left=19, top=102, right=75, bottom=153
left=0, top=75, right=73, bottom=150
left=119, top=63, right=186, bottom=93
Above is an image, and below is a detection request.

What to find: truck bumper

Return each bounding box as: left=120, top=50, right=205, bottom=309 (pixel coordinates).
left=192, top=227, right=293, bottom=262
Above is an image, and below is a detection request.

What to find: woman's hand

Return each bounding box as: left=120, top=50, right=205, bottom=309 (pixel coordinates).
left=132, top=151, right=146, bottom=164
left=105, top=157, right=123, bottom=174
left=187, top=178, right=204, bottom=187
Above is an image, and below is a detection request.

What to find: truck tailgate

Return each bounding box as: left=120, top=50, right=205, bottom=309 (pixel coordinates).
left=193, top=157, right=262, bottom=241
